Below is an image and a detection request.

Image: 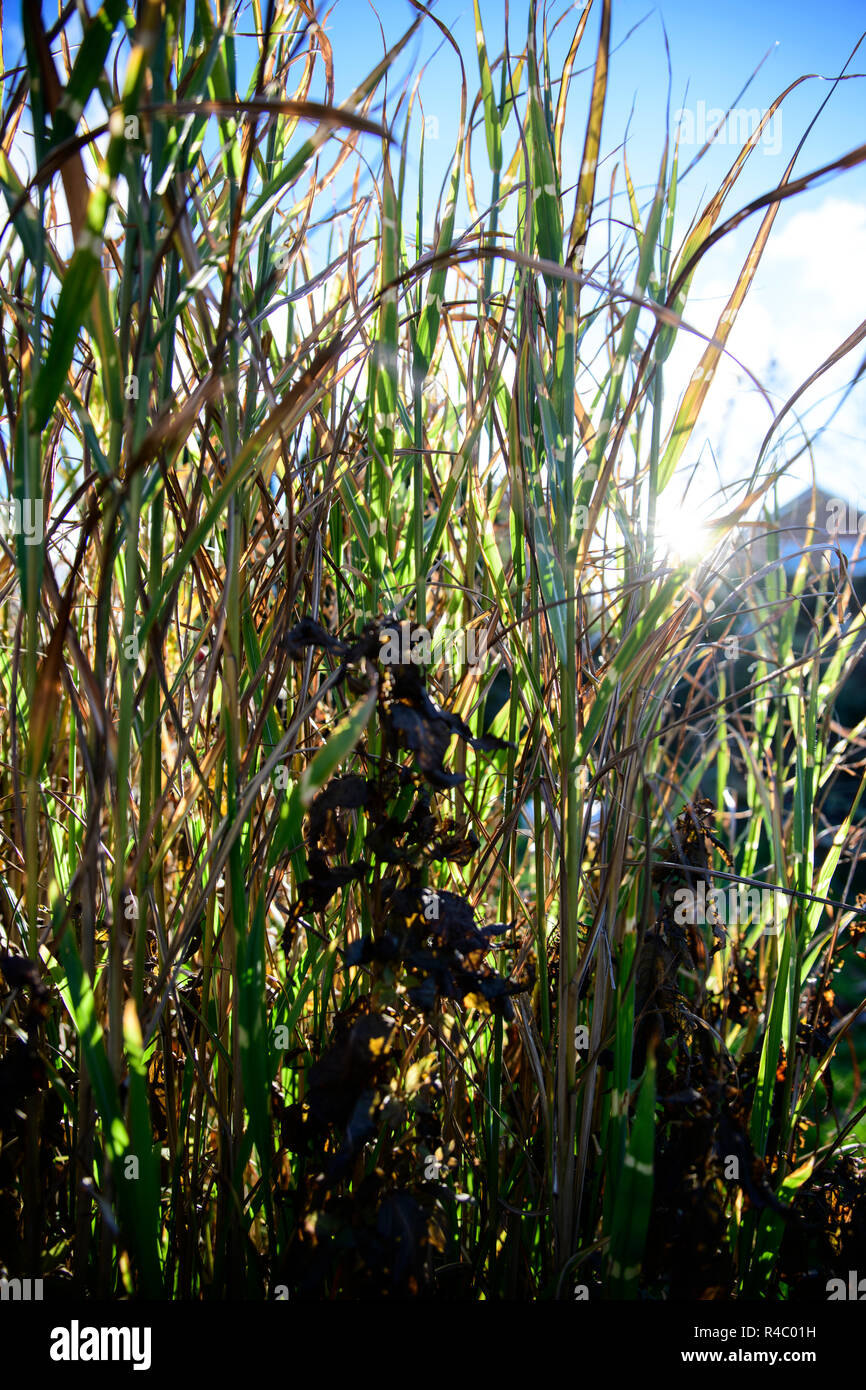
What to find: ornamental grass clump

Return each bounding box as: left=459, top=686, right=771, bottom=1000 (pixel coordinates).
left=1, top=0, right=866, bottom=1300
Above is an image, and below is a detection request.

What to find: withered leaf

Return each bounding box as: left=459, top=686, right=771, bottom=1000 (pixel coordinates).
left=0, top=954, right=44, bottom=993
left=297, top=849, right=368, bottom=913
left=283, top=616, right=347, bottom=661
left=307, top=773, right=372, bottom=850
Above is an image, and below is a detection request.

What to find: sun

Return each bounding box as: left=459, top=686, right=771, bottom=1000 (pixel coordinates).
left=650, top=487, right=714, bottom=563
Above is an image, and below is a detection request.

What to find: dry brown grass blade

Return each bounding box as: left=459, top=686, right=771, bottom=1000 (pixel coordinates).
left=21, top=0, right=89, bottom=241
left=142, top=98, right=391, bottom=143
left=27, top=530, right=87, bottom=777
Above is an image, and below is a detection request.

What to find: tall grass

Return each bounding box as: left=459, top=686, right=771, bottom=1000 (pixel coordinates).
left=2, top=0, right=866, bottom=1299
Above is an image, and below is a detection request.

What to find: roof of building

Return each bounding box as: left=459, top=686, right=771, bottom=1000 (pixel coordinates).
left=732, top=486, right=866, bottom=573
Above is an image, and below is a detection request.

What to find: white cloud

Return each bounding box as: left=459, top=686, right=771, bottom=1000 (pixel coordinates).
left=661, top=194, right=866, bottom=510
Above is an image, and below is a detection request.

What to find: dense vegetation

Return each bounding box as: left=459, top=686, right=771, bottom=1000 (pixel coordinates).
left=2, top=0, right=866, bottom=1299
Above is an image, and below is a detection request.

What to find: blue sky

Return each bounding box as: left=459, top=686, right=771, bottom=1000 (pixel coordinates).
left=6, top=0, right=863, bottom=187
left=265, top=0, right=866, bottom=205
left=334, top=0, right=866, bottom=522
left=4, top=0, right=866, bottom=525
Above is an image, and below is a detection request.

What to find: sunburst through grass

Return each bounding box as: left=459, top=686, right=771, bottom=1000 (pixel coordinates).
left=0, top=0, right=865, bottom=1305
